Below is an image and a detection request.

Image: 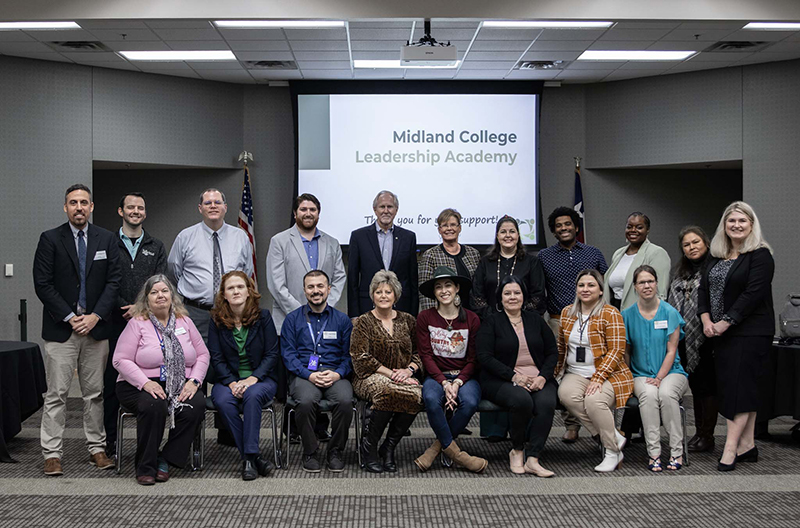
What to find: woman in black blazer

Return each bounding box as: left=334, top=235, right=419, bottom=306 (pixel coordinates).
left=698, top=202, right=774, bottom=472
left=477, top=275, right=558, bottom=477
left=209, top=271, right=280, bottom=480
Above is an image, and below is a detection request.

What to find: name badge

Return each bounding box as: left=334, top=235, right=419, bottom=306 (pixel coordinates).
left=159, top=365, right=167, bottom=381
left=308, top=354, right=320, bottom=371
left=654, top=320, right=669, bottom=330
left=93, top=250, right=107, bottom=261
left=323, top=331, right=337, bottom=340
left=175, top=327, right=187, bottom=335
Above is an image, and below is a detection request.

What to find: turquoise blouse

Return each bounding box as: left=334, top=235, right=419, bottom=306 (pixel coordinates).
left=622, top=301, right=687, bottom=379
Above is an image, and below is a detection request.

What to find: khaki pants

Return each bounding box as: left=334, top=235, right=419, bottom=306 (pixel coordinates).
left=634, top=374, right=688, bottom=458
left=547, top=313, right=581, bottom=432
left=41, top=332, right=108, bottom=459
left=558, top=373, right=618, bottom=451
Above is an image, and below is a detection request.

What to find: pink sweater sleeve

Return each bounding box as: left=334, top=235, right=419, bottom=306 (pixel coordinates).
left=184, top=317, right=210, bottom=383
left=112, top=318, right=152, bottom=390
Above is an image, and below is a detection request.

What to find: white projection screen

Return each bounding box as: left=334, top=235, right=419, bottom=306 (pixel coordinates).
left=294, top=83, right=541, bottom=246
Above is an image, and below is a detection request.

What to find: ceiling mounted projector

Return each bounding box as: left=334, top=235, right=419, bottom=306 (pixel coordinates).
left=401, top=20, right=458, bottom=67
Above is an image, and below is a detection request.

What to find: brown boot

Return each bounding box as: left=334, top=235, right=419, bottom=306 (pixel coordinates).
left=414, top=440, right=442, bottom=472
left=443, top=441, right=488, bottom=473
left=690, top=397, right=718, bottom=453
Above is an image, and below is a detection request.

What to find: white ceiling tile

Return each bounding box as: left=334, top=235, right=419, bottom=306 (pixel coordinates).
left=603, top=69, right=665, bottom=81
left=166, top=40, right=231, bottom=50
left=567, top=61, right=624, bottom=70
left=350, top=40, right=406, bottom=51
left=677, top=21, right=746, bottom=30
left=196, top=70, right=254, bottom=80
left=667, top=61, right=730, bottom=71
left=249, top=69, right=303, bottom=79
left=505, top=69, right=561, bottom=80
left=288, top=40, right=348, bottom=51
left=537, top=28, right=608, bottom=41
left=724, top=30, right=798, bottom=42
left=521, top=51, right=581, bottom=61
left=134, top=61, right=194, bottom=70
left=354, top=69, right=404, bottom=79
left=646, top=41, right=705, bottom=51
left=689, top=52, right=750, bottom=62
left=403, top=69, right=457, bottom=79
left=78, top=20, right=150, bottom=29
left=411, top=28, right=477, bottom=41
left=60, top=52, right=125, bottom=62
left=105, top=41, right=171, bottom=51
left=0, top=31, right=35, bottom=42
left=351, top=51, right=399, bottom=60
left=284, top=28, right=347, bottom=40
left=555, top=69, right=609, bottom=80
left=470, top=40, right=531, bottom=52
left=736, top=52, right=800, bottom=64
left=453, top=70, right=504, bottom=79
left=143, top=69, right=203, bottom=79
left=24, top=29, right=97, bottom=42
left=429, top=20, right=480, bottom=29
left=216, top=28, right=285, bottom=40
left=87, top=28, right=160, bottom=41
left=763, top=41, right=800, bottom=52
left=660, top=28, right=737, bottom=41
left=788, top=33, right=800, bottom=42
left=187, top=61, right=245, bottom=70
left=349, top=28, right=410, bottom=40
left=234, top=51, right=295, bottom=61
left=298, top=69, right=353, bottom=79
left=92, top=61, right=141, bottom=71
left=599, top=28, right=672, bottom=41
left=459, top=60, right=516, bottom=70
left=530, top=40, right=595, bottom=51
left=465, top=51, right=524, bottom=61
left=348, top=21, right=415, bottom=29
left=296, top=60, right=351, bottom=70
left=617, top=61, right=685, bottom=69
left=227, top=40, right=290, bottom=51
left=151, top=28, right=222, bottom=41
left=293, top=51, right=351, bottom=61
left=611, top=21, right=681, bottom=30
left=0, top=51, right=73, bottom=63
left=145, top=20, right=214, bottom=29
left=588, top=41, right=655, bottom=50
left=476, top=28, right=543, bottom=41
left=0, top=41, right=54, bottom=53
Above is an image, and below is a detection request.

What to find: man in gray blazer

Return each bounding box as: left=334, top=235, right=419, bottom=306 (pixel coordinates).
left=266, top=193, right=346, bottom=334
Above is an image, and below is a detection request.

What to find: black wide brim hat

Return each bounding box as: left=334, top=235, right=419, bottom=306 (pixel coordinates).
left=419, top=266, right=472, bottom=301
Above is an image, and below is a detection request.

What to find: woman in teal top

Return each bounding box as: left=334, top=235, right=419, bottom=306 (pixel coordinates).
left=623, top=265, right=688, bottom=472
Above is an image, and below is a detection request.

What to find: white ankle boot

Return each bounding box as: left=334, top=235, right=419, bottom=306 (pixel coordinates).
left=615, top=429, right=627, bottom=451
left=594, top=449, right=624, bottom=472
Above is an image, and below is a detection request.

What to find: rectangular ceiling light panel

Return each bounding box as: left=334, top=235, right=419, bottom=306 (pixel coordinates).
left=482, top=21, right=613, bottom=28
left=0, top=21, right=81, bottom=30
left=743, top=22, right=800, bottom=30
left=578, top=50, right=696, bottom=60
left=215, top=20, right=345, bottom=28
left=354, top=59, right=461, bottom=69
left=120, top=50, right=237, bottom=61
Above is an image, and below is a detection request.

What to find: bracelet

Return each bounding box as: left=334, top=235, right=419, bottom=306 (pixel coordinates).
left=407, top=365, right=416, bottom=375
left=453, top=379, right=464, bottom=388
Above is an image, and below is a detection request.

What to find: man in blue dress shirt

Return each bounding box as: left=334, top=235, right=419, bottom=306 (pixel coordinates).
left=281, top=270, right=353, bottom=473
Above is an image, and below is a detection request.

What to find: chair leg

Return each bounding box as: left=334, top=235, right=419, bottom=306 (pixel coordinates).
left=285, top=408, right=294, bottom=470
left=267, top=407, right=281, bottom=469
left=680, top=405, right=689, bottom=467
left=115, top=411, right=125, bottom=474
left=353, top=403, right=361, bottom=469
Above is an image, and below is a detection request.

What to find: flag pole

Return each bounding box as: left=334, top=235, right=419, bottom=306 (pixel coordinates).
left=238, top=151, right=258, bottom=289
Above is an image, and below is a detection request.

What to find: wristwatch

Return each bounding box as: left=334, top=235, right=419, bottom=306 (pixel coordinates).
left=189, top=378, right=201, bottom=387
left=407, top=365, right=416, bottom=375
left=453, top=379, right=464, bottom=388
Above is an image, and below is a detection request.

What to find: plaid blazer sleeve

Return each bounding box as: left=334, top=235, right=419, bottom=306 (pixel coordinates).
left=590, top=306, right=633, bottom=408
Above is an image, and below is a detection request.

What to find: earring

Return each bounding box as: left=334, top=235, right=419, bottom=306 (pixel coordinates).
left=454, top=294, right=462, bottom=307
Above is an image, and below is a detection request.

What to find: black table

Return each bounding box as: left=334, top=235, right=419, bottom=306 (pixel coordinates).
left=0, top=341, right=47, bottom=462
left=758, top=343, right=800, bottom=424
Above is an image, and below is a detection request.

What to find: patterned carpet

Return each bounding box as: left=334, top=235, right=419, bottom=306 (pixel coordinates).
left=2, top=396, right=799, bottom=527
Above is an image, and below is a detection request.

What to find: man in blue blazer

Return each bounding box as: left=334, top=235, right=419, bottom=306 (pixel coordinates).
left=33, top=184, right=121, bottom=476
left=347, top=190, right=418, bottom=317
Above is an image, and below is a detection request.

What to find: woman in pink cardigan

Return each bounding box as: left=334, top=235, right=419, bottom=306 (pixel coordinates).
left=113, top=274, right=209, bottom=486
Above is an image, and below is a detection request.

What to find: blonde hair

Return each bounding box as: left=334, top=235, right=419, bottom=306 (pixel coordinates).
left=132, top=274, right=188, bottom=319
left=369, top=270, right=402, bottom=302
left=709, top=201, right=772, bottom=258
left=566, top=269, right=608, bottom=318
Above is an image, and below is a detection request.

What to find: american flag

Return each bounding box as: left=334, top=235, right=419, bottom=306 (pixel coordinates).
left=238, top=166, right=258, bottom=286
left=574, top=163, right=586, bottom=243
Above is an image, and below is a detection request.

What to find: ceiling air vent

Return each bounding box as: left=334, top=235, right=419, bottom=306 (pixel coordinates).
left=243, top=60, right=298, bottom=70
left=703, top=41, right=774, bottom=53
left=516, top=60, right=567, bottom=70
left=47, top=41, right=112, bottom=52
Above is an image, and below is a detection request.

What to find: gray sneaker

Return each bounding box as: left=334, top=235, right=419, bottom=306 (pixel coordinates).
left=327, top=448, right=345, bottom=472
left=302, top=450, right=321, bottom=473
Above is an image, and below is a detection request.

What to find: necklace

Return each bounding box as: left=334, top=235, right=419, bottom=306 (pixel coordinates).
left=509, top=317, right=522, bottom=327
left=497, top=254, right=517, bottom=287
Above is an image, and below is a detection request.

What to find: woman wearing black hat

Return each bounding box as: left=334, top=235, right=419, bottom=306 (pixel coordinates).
left=414, top=267, right=487, bottom=473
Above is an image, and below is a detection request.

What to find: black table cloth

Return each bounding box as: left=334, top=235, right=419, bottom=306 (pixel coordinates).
left=0, top=341, right=47, bottom=462
left=757, top=343, right=800, bottom=424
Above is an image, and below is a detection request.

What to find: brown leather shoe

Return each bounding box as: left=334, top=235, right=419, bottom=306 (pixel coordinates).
left=562, top=429, right=579, bottom=444
left=155, top=469, right=170, bottom=482
left=89, top=452, right=114, bottom=470
left=44, top=458, right=63, bottom=476
left=136, top=475, right=156, bottom=486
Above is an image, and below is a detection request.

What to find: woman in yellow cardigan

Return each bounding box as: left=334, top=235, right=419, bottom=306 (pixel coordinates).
left=557, top=269, right=634, bottom=472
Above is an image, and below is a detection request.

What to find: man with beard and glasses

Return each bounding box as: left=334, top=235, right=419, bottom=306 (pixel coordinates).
left=280, top=270, right=353, bottom=472
left=105, top=192, right=167, bottom=457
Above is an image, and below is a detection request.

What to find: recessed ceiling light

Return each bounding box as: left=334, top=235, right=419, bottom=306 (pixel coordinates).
left=482, top=21, right=613, bottom=29
left=743, top=22, right=800, bottom=30
left=215, top=20, right=345, bottom=28
left=578, top=50, right=696, bottom=61
left=0, top=21, right=81, bottom=30
left=120, top=50, right=237, bottom=61
left=354, top=59, right=460, bottom=69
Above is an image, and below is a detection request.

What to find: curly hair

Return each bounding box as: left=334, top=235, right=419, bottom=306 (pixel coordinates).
left=211, top=271, right=262, bottom=329
left=547, top=206, right=581, bottom=234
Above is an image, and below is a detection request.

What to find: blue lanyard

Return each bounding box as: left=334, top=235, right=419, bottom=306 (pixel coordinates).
left=305, top=311, right=329, bottom=350
left=152, top=321, right=166, bottom=354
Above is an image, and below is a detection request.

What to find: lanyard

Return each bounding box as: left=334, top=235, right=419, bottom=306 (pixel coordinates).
left=577, top=312, right=590, bottom=344
left=305, top=310, right=330, bottom=350
left=151, top=321, right=166, bottom=359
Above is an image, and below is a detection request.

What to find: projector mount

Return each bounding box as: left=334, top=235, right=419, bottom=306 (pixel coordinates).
left=408, top=19, right=452, bottom=48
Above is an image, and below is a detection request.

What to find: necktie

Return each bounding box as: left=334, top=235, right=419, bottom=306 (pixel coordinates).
left=212, top=231, right=223, bottom=300
left=77, top=230, right=87, bottom=313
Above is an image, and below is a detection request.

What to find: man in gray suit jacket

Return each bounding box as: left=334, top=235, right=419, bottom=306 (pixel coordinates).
left=266, top=193, right=346, bottom=334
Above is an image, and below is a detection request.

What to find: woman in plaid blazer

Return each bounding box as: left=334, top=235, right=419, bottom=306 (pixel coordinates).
left=556, top=269, right=634, bottom=472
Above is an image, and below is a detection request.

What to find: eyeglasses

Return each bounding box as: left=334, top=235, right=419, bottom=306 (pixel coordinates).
left=636, top=280, right=656, bottom=286
left=202, top=200, right=225, bottom=206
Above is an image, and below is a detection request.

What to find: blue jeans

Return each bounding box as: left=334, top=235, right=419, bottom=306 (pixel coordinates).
left=211, top=378, right=277, bottom=458
left=422, top=375, right=481, bottom=448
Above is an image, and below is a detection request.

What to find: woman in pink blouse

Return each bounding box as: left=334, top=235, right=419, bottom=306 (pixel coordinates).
left=113, top=274, right=209, bottom=485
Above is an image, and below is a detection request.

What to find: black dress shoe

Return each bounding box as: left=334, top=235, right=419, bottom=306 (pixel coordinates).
left=315, top=429, right=332, bottom=443
left=736, top=446, right=759, bottom=463
left=689, top=436, right=715, bottom=453
left=717, top=458, right=736, bottom=472
left=255, top=456, right=274, bottom=476
left=242, top=459, right=258, bottom=481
